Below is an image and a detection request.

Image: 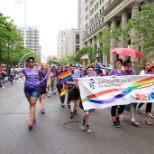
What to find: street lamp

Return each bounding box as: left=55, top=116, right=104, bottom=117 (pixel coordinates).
left=96, top=53, right=99, bottom=62
left=74, top=54, right=76, bottom=62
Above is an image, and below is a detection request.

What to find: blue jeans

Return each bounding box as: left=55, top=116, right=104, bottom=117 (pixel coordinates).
left=0, top=79, right=3, bottom=88
left=10, top=75, right=15, bottom=85
left=24, top=88, right=40, bottom=99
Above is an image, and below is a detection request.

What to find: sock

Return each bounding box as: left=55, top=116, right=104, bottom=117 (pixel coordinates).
left=116, top=114, right=119, bottom=118
left=112, top=117, right=116, bottom=122
left=83, top=120, right=85, bottom=123
left=86, top=125, right=89, bottom=128
left=131, top=118, right=135, bottom=122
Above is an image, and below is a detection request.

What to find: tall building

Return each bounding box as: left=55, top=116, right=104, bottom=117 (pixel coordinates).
left=78, top=0, right=85, bottom=29
left=57, top=30, right=69, bottom=58
left=57, top=28, right=84, bottom=57
left=19, top=26, right=40, bottom=52
left=19, top=26, right=41, bottom=63
left=82, top=0, right=148, bottom=65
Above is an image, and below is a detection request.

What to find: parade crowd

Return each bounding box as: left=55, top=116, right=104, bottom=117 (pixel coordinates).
left=1, top=57, right=154, bottom=132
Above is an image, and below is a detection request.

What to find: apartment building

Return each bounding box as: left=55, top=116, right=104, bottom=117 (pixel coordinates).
left=57, top=28, right=84, bottom=56
left=19, top=26, right=41, bottom=63
left=57, top=30, right=69, bottom=58
left=82, top=0, right=147, bottom=65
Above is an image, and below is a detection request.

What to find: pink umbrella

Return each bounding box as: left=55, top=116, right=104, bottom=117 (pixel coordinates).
left=110, top=48, right=144, bottom=59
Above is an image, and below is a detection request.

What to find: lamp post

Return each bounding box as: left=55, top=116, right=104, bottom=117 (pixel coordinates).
left=24, top=0, right=26, bottom=47
left=96, top=53, right=99, bottom=62
left=74, top=54, right=76, bottom=62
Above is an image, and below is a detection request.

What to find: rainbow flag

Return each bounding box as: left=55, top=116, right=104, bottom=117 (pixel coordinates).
left=53, top=57, right=58, bottom=64
left=59, top=71, right=72, bottom=83
left=80, top=54, right=89, bottom=62
left=60, top=84, right=68, bottom=96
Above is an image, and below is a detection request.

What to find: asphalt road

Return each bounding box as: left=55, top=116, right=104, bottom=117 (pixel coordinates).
left=0, top=80, right=154, bottom=154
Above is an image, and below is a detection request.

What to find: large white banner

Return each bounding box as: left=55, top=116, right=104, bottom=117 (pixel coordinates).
left=78, top=75, right=154, bottom=110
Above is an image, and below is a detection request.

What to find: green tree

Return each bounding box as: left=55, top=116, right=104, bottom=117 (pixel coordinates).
left=97, top=26, right=111, bottom=64
left=116, top=4, right=154, bottom=60
left=75, top=46, right=95, bottom=63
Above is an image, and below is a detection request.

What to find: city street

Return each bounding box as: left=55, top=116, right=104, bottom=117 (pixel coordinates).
left=0, top=80, right=154, bottom=154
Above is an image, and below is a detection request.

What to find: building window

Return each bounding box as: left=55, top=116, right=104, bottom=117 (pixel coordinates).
left=76, top=34, right=80, bottom=43
left=76, top=46, right=80, bottom=52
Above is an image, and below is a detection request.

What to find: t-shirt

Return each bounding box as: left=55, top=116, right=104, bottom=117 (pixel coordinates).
left=23, top=67, right=42, bottom=89
left=40, top=71, right=48, bottom=87
left=125, top=70, right=135, bottom=75
left=108, top=69, right=126, bottom=76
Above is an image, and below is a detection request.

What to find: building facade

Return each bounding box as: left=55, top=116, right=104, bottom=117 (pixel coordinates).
left=19, top=26, right=41, bottom=63
left=57, top=30, right=69, bottom=58
left=82, top=0, right=148, bottom=65
left=57, top=28, right=84, bottom=57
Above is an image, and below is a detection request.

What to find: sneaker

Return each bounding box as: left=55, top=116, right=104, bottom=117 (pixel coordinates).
left=61, top=103, right=65, bottom=108
left=149, top=113, right=154, bottom=119
left=86, top=127, right=92, bottom=133
left=116, top=117, right=120, bottom=125
left=81, top=123, right=86, bottom=131
left=145, top=118, right=152, bottom=125
left=74, top=110, right=77, bottom=115
left=69, top=112, right=74, bottom=119
left=41, top=108, right=45, bottom=114
left=0, top=87, right=5, bottom=89
left=28, top=119, right=34, bottom=129
left=47, top=95, right=50, bottom=97
left=120, top=114, right=125, bottom=121
left=131, top=120, right=139, bottom=126
left=113, top=122, right=120, bottom=128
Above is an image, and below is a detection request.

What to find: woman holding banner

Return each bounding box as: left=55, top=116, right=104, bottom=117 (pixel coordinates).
left=79, top=66, right=95, bottom=133
left=123, top=60, right=139, bottom=126
left=108, top=59, right=126, bottom=128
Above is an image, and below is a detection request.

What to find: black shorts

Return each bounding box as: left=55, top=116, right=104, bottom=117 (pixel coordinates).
left=40, top=85, right=47, bottom=95
left=68, top=87, right=79, bottom=100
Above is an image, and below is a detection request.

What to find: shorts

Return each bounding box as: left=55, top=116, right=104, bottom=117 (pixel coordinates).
left=24, top=88, right=40, bottom=99
left=68, top=87, right=80, bottom=100
left=40, top=85, right=47, bottom=95
left=84, top=109, right=95, bottom=113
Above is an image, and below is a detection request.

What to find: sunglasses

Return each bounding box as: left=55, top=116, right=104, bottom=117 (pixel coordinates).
left=28, top=60, right=34, bottom=63
left=62, top=67, right=66, bottom=68
left=71, top=66, right=75, bottom=67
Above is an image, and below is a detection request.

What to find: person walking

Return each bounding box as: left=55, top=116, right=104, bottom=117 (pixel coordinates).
left=39, top=63, right=48, bottom=114
left=66, top=63, right=80, bottom=119
left=20, top=57, right=42, bottom=129
left=108, top=59, right=126, bottom=128
left=56, top=65, right=68, bottom=107
left=79, top=66, right=95, bottom=133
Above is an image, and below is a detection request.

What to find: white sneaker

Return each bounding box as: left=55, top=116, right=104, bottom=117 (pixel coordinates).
left=120, top=114, right=125, bottom=121
left=0, top=87, right=5, bottom=89
left=81, top=123, right=86, bottom=131
left=149, top=113, right=154, bottom=119
left=86, top=127, right=92, bottom=133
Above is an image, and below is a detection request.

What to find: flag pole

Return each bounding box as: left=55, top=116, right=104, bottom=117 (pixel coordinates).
left=24, top=0, right=26, bottom=47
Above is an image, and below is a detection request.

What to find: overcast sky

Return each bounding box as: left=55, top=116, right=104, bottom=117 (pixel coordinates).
left=0, top=0, right=78, bottom=60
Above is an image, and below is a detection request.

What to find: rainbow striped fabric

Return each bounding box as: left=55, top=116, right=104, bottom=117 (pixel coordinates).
left=53, top=57, right=58, bottom=64
left=60, top=84, right=68, bottom=96
left=59, top=71, right=72, bottom=83
left=80, top=54, right=89, bottom=62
